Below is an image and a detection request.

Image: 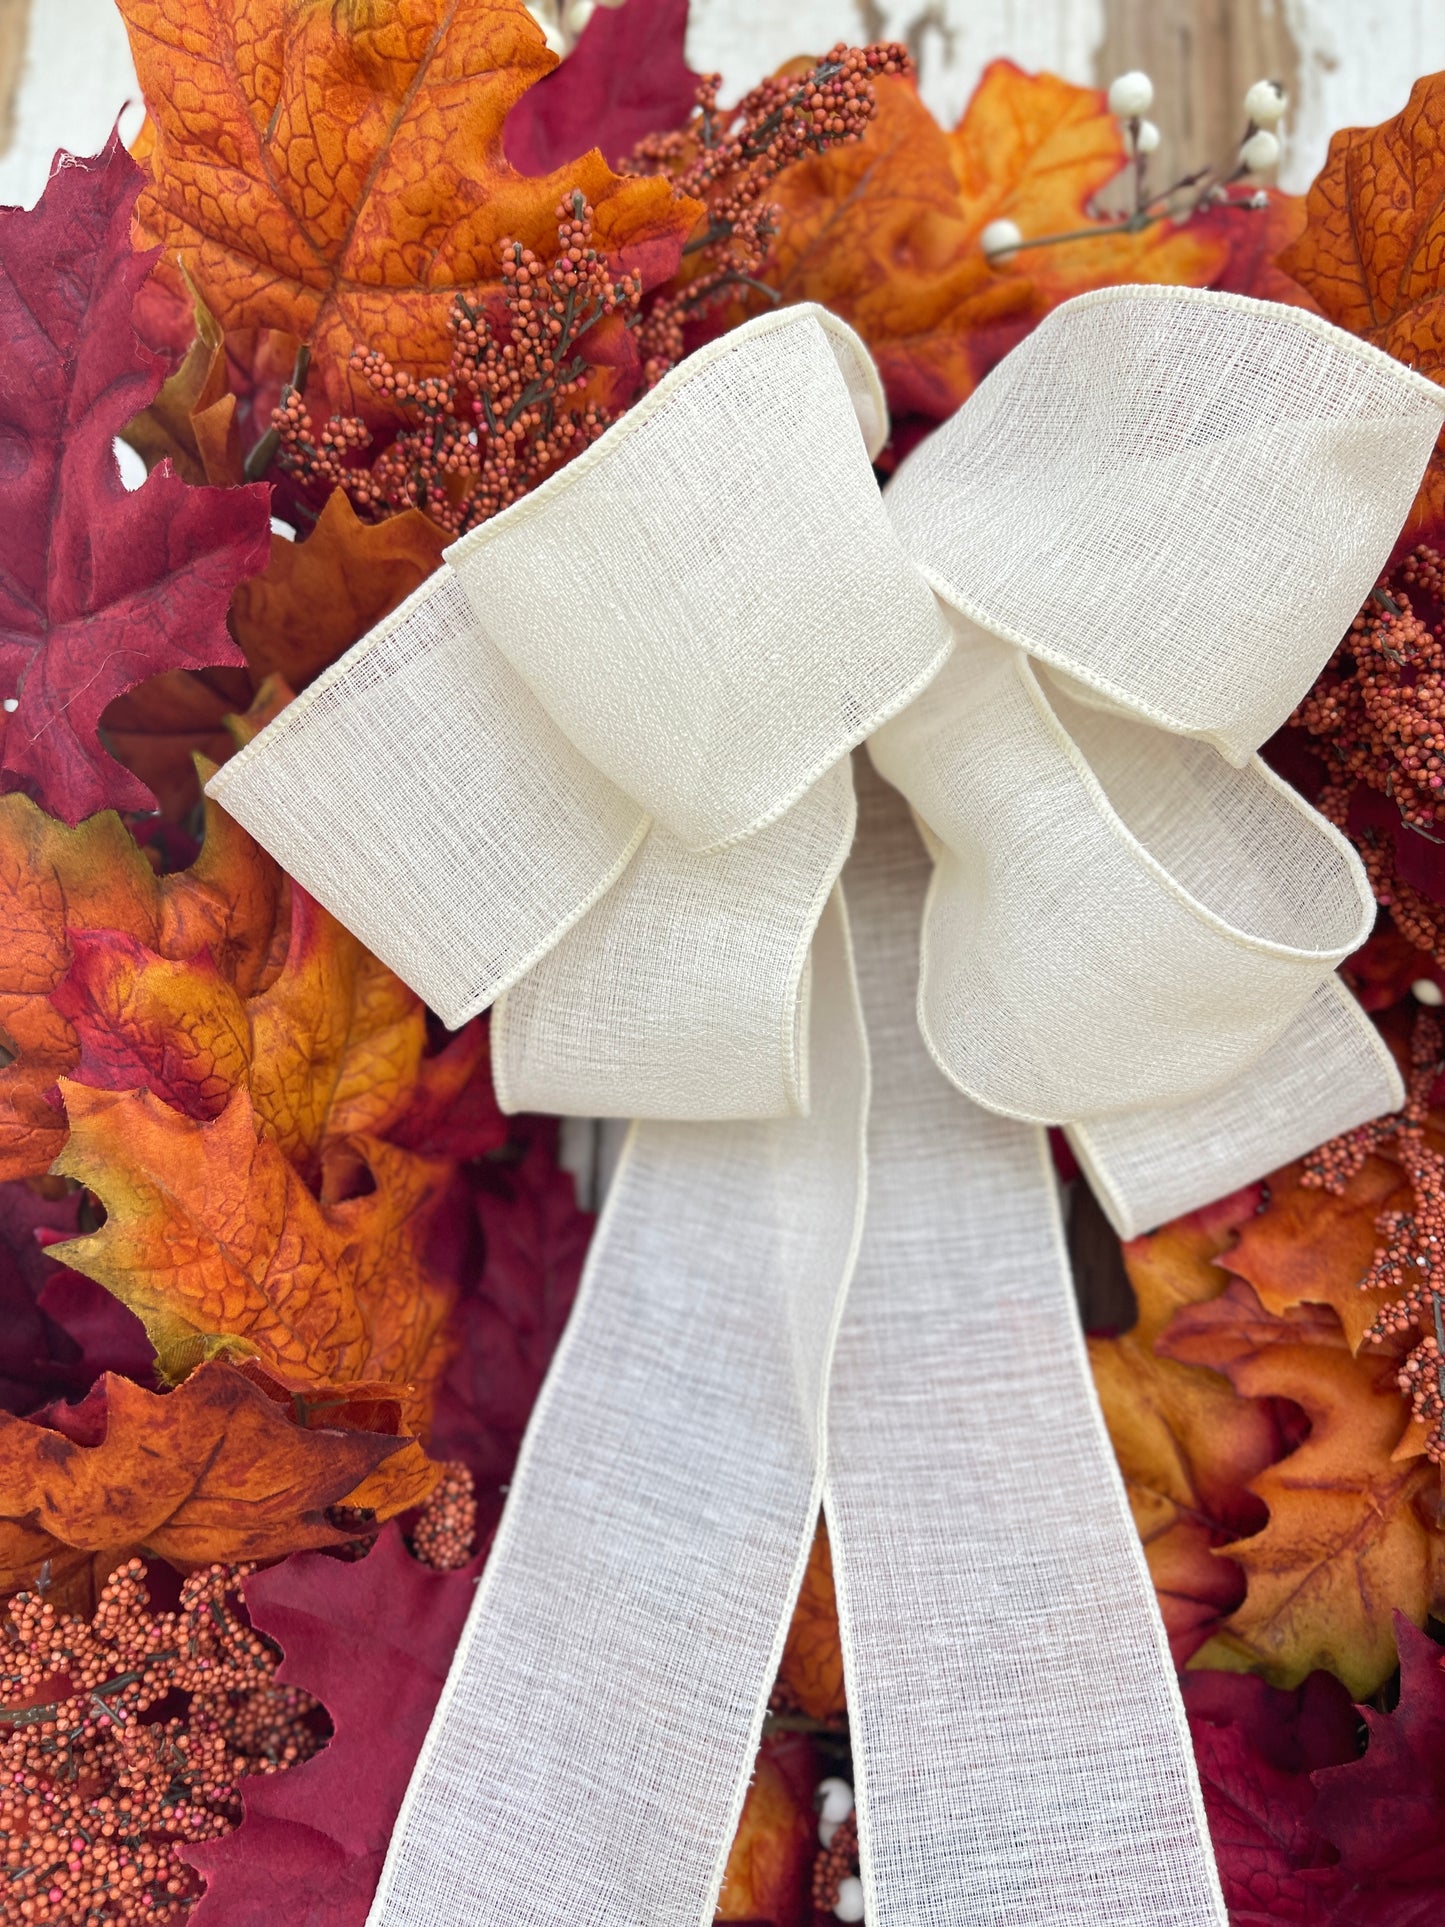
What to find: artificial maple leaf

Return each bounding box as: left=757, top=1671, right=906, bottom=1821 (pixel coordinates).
left=0, top=136, right=271, bottom=823
left=1162, top=1280, right=1439, bottom=1696
left=183, top=1523, right=483, bottom=1924
left=101, top=664, right=255, bottom=823
left=503, top=0, right=698, bottom=173
left=118, top=0, right=702, bottom=410
left=105, top=666, right=300, bottom=829
left=777, top=1514, right=845, bottom=1722
left=1309, top=1616, right=1445, bottom=1922
left=427, top=1126, right=593, bottom=1537
left=53, top=883, right=502, bottom=1180
left=121, top=276, right=242, bottom=489
left=1278, top=75, right=1445, bottom=548
left=229, top=492, right=447, bottom=692
left=1183, top=1668, right=1359, bottom=1925
left=0, top=783, right=283, bottom=1183
left=1228, top=1155, right=1411, bottom=1354
left=715, top=1732, right=819, bottom=1925
left=0, top=1364, right=416, bottom=1609
left=0, top=1175, right=153, bottom=1417
left=1087, top=1188, right=1302, bottom=1664
left=760, top=63, right=1300, bottom=434
left=51, top=1080, right=456, bottom=1431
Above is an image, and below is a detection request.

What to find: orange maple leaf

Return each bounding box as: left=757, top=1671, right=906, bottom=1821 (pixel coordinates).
left=117, top=0, right=702, bottom=409
left=1160, top=1277, right=1440, bottom=1697
left=0, top=786, right=283, bottom=1183
left=230, top=491, right=447, bottom=692
left=1227, top=1154, right=1412, bottom=1355
left=1087, top=1189, right=1300, bottom=1665
left=777, top=1513, right=846, bottom=1721
left=761, top=61, right=1309, bottom=430
left=1278, top=73, right=1445, bottom=544
left=0, top=1363, right=425, bottom=1608
left=715, top=1733, right=817, bottom=1922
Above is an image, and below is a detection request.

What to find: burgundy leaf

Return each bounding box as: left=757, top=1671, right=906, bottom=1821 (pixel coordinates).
left=0, top=137, right=270, bottom=822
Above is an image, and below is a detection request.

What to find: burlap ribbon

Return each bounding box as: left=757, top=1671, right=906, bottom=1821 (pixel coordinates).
left=209, top=287, right=1444, bottom=1926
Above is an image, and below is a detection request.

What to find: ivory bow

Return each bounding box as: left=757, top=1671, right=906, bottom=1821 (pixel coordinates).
left=209, top=287, right=1445, bottom=1927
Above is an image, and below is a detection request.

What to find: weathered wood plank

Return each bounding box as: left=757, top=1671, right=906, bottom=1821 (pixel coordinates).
left=0, top=2, right=1442, bottom=209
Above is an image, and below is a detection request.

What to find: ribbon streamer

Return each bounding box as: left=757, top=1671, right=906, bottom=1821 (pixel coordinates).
left=209, top=287, right=1445, bottom=1925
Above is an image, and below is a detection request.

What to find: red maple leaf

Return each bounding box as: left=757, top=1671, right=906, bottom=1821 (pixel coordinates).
left=183, top=1523, right=481, bottom=1924
left=0, top=137, right=270, bottom=823
left=0, top=1177, right=151, bottom=1414
left=1309, top=1616, right=1445, bottom=1925
left=502, top=0, right=699, bottom=174
left=1184, top=1669, right=1359, bottom=1924
left=427, top=1125, right=594, bottom=1541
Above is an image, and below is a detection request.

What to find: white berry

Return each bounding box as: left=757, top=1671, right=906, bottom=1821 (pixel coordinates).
left=1240, top=129, right=1281, bottom=172
left=1131, top=119, right=1161, bottom=155
left=817, top=1777, right=855, bottom=1825
left=834, top=1875, right=866, bottom=1923
left=980, top=218, right=1022, bottom=260
left=1413, top=978, right=1445, bottom=1007
left=1244, top=79, right=1288, bottom=126
left=1107, top=71, right=1154, bottom=118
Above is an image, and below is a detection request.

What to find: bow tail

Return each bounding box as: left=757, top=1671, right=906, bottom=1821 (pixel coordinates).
left=368, top=887, right=870, bottom=1926
left=367, top=763, right=1225, bottom=1927
left=831, top=764, right=1226, bottom=1926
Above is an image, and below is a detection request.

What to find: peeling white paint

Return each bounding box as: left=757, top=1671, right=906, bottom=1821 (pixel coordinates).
left=1280, top=0, right=1445, bottom=188
left=687, top=0, right=1102, bottom=129
left=1, top=2, right=1442, bottom=217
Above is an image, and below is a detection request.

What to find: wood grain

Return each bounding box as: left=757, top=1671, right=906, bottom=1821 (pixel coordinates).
left=0, top=0, right=30, bottom=158
left=1094, top=0, right=1299, bottom=199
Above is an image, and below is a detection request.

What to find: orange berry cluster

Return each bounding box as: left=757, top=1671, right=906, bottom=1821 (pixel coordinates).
left=625, top=44, right=912, bottom=384
left=274, top=45, right=908, bottom=537
left=2, top=1560, right=320, bottom=1922
left=813, top=1808, right=859, bottom=1913
left=1294, top=545, right=1445, bottom=956
left=1303, top=1011, right=1445, bottom=1459
left=409, top=1461, right=477, bottom=1572
left=274, top=192, right=641, bottom=538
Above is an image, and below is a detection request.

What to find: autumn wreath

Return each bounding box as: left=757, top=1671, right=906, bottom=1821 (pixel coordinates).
left=2, top=4, right=1445, bottom=1924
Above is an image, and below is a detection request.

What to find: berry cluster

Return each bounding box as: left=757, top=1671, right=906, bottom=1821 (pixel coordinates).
left=624, top=44, right=911, bottom=383
left=274, top=193, right=641, bottom=537
left=409, top=1461, right=477, bottom=1572
left=1293, top=545, right=1445, bottom=958
left=274, top=45, right=908, bottom=534
left=1302, top=1010, right=1445, bottom=1459
left=2, top=1560, right=319, bottom=1922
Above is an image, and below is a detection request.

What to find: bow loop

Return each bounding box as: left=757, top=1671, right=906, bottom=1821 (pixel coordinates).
left=448, top=304, right=948, bottom=854
left=870, top=613, right=1377, bottom=1121
left=885, top=286, right=1445, bottom=763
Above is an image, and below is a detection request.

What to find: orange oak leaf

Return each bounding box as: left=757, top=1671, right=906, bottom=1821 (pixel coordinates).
left=1161, top=1279, right=1441, bottom=1697
left=117, top=0, right=702, bottom=409
left=715, top=1733, right=818, bottom=1923
left=1227, top=1154, right=1411, bottom=1354
left=777, top=1513, right=845, bottom=1721
left=54, top=885, right=500, bottom=1179
left=0, top=786, right=282, bottom=1183
left=1088, top=1188, right=1302, bottom=1665
left=230, top=492, right=447, bottom=692
left=1278, top=74, right=1445, bottom=545
left=49, top=1080, right=456, bottom=1433
left=762, top=62, right=1304, bottom=430
left=0, top=1363, right=419, bottom=1605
